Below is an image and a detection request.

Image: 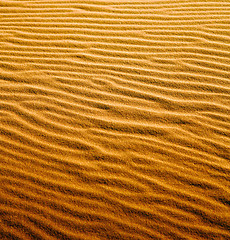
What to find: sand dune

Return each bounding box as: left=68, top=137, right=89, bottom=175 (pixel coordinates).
left=0, top=0, right=230, bottom=239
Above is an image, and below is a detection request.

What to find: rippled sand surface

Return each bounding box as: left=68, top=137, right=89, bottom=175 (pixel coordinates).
left=0, top=0, right=230, bottom=239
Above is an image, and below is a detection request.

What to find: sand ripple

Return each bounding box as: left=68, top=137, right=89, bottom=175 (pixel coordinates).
left=0, top=0, right=230, bottom=239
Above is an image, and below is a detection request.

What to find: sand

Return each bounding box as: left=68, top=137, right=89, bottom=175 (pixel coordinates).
left=0, top=0, right=230, bottom=239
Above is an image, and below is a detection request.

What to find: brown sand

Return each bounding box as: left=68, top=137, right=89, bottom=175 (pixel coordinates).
left=0, top=0, right=230, bottom=239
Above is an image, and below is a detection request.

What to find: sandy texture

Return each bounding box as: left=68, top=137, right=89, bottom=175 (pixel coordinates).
left=0, top=0, right=230, bottom=239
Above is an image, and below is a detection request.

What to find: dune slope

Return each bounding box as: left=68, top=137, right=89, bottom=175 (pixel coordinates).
left=0, top=0, right=230, bottom=239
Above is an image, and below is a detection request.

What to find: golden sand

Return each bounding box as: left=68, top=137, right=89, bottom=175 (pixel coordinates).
left=0, top=0, right=230, bottom=239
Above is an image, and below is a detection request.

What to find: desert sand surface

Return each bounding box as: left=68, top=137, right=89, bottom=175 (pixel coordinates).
left=0, top=0, right=230, bottom=239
